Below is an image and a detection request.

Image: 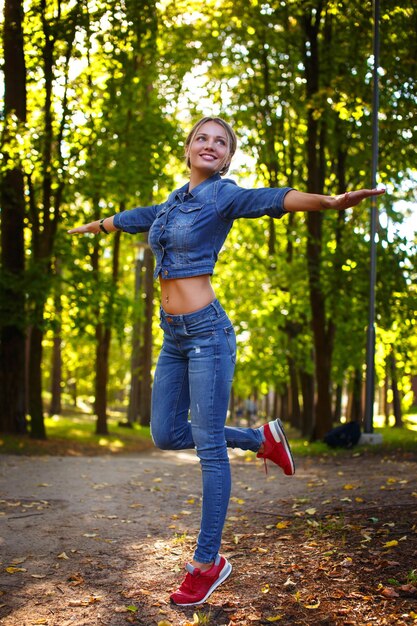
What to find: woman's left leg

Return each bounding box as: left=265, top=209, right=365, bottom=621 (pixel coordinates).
left=187, top=316, right=235, bottom=565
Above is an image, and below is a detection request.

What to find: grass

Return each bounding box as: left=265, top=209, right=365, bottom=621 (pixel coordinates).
left=289, top=413, right=417, bottom=458
left=0, top=411, right=153, bottom=456
left=0, top=410, right=416, bottom=458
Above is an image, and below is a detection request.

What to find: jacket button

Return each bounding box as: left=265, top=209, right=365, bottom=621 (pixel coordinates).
left=164, top=270, right=168, bottom=276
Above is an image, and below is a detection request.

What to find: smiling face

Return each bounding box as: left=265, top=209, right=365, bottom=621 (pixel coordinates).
left=187, top=121, right=229, bottom=178
left=185, top=117, right=237, bottom=187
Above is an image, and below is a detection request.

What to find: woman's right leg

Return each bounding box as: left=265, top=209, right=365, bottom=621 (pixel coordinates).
left=151, top=332, right=195, bottom=451
left=224, top=424, right=263, bottom=451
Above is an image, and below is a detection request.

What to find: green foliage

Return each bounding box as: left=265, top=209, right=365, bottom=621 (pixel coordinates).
left=1, top=0, right=416, bottom=430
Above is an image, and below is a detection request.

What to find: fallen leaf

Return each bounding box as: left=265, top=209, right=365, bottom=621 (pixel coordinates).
left=31, top=574, right=47, bottom=579
left=5, top=567, right=27, bottom=574
left=266, top=616, right=283, bottom=622
left=57, top=552, right=70, bottom=560
left=305, top=508, right=317, bottom=515
left=261, top=583, right=270, bottom=594
left=343, top=484, right=356, bottom=490
left=68, top=596, right=102, bottom=607
left=68, top=573, right=84, bottom=586
left=383, top=540, right=398, bottom=549
left=11, top=557, right=27, bottom=565
left=399, top=584, right=417, bottom=595
left=380, top=586, right=399, bottom=598
left=276, top=521, right=291, bottom=529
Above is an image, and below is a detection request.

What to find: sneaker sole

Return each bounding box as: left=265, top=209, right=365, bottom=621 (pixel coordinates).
left=171, top=560, right=232, bottom=606
left=270, top=419, right=295, bottom=475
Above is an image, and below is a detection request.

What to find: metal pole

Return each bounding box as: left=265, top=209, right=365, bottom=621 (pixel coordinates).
left=364, top=0, right=380, bottom=434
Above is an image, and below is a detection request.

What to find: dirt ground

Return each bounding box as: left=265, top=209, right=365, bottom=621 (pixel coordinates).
left=0, top=446, right=416, bottom=626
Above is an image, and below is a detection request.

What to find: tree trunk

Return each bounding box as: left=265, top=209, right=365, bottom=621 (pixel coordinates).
left=95, top=323, right=110, bottom=436
left=49, top=333, right=62, bottom=416
left=0, top=0, right=27, bottom=433
left=288, top=357, right=301, bottom=430
left=333, top=382, right=343, bottom=423
left=26, top=4, right=75, bottom=436
left=383, top=374, right=390, bottom=426
left=127, top=250, right=144, bottom=424
left=139, top=246, right=154, bottom=426
left=303, top=4, right=335, bottom=439
left=94, top=230, right=122, bottom=435
left=300, top=368, right=315, bottom=438
left=389, top=349, right=403, bottom=428
left=28, top=323, right=46, bottom=439
left=346, top=368, right=362, bottom=423
left=49, top=259, right=62, bottom=416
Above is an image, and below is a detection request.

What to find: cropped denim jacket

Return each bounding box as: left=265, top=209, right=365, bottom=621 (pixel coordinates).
left=113, top=173, right=293, bottom=280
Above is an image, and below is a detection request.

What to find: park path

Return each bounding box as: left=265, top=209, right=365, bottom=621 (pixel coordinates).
left=0, top=449, right=416, bottom=625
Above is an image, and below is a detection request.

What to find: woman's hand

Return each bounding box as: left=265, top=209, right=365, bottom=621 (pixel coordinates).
left=68, top=216, right=116, bottom=235
left=68, top=221, right=100, bottom=235
left=321, top=188, right=385, bottom=211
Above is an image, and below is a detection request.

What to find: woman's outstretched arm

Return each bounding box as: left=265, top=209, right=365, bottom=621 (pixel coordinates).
left=68, top=216, right=118, bottom=235
left=284, top=188, right=385, bottom=213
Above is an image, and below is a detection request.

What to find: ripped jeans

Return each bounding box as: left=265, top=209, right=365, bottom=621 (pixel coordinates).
left=151, top=299, right=263, bottom=563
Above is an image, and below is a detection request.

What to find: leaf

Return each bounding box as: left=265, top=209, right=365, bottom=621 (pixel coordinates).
left=11, top=557, right=27, bottom=565
left=343, top=484, right=356, bottom=490
left=276, top=520, right=291, bottom=529
left=305, top=508, right=317, bottom=515
left=383, top=540, right=398, bottom=549
left=57, top=552, right=70, bottom=559
left=5, top=566, right=27, bottom=574
left=126, top=605, right=138, bottom=612
left=157, top=621, right=173, bottom=626
left=68, top=573, right=84, bottom=586
left=261, top=583, right=270, bottom=594
left=380, top=586, right=399, bottom=598
left=31, top=574, right=47, bottom=579
left=266, top=616, right=283, bottom=622
left=398, top=584, right=417, bottom=595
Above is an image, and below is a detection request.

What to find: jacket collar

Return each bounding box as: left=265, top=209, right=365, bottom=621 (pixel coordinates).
left=174, top=173, right=221, bottom=202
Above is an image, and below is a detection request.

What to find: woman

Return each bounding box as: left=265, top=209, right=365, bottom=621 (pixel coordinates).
left=69, top=116, right=384, bottom=606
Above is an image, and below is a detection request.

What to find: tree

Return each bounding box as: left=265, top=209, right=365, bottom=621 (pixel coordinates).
left=0, top=0, right=27, bottom=433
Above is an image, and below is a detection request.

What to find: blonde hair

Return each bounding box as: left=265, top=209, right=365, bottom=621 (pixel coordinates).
left=184, top=116, right=237, bottom=176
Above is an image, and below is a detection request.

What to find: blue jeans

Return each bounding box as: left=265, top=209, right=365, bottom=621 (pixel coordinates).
left=151, top=299, right=263, bottom=563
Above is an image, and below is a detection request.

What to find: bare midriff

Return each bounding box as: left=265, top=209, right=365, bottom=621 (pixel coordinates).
left=159, top=275, right=216, bottom=315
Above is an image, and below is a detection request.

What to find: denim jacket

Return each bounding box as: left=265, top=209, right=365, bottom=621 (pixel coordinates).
left=113, top=173, right=293, bottom=279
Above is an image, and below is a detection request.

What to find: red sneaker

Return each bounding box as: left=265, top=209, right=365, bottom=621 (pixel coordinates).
left=257, top=419, right=295, bottom=476
left=170, top=555, right=232, bottom=606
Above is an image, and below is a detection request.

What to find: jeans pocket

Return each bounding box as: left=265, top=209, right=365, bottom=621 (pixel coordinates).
left=223, top=325, right=236, bottom=364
